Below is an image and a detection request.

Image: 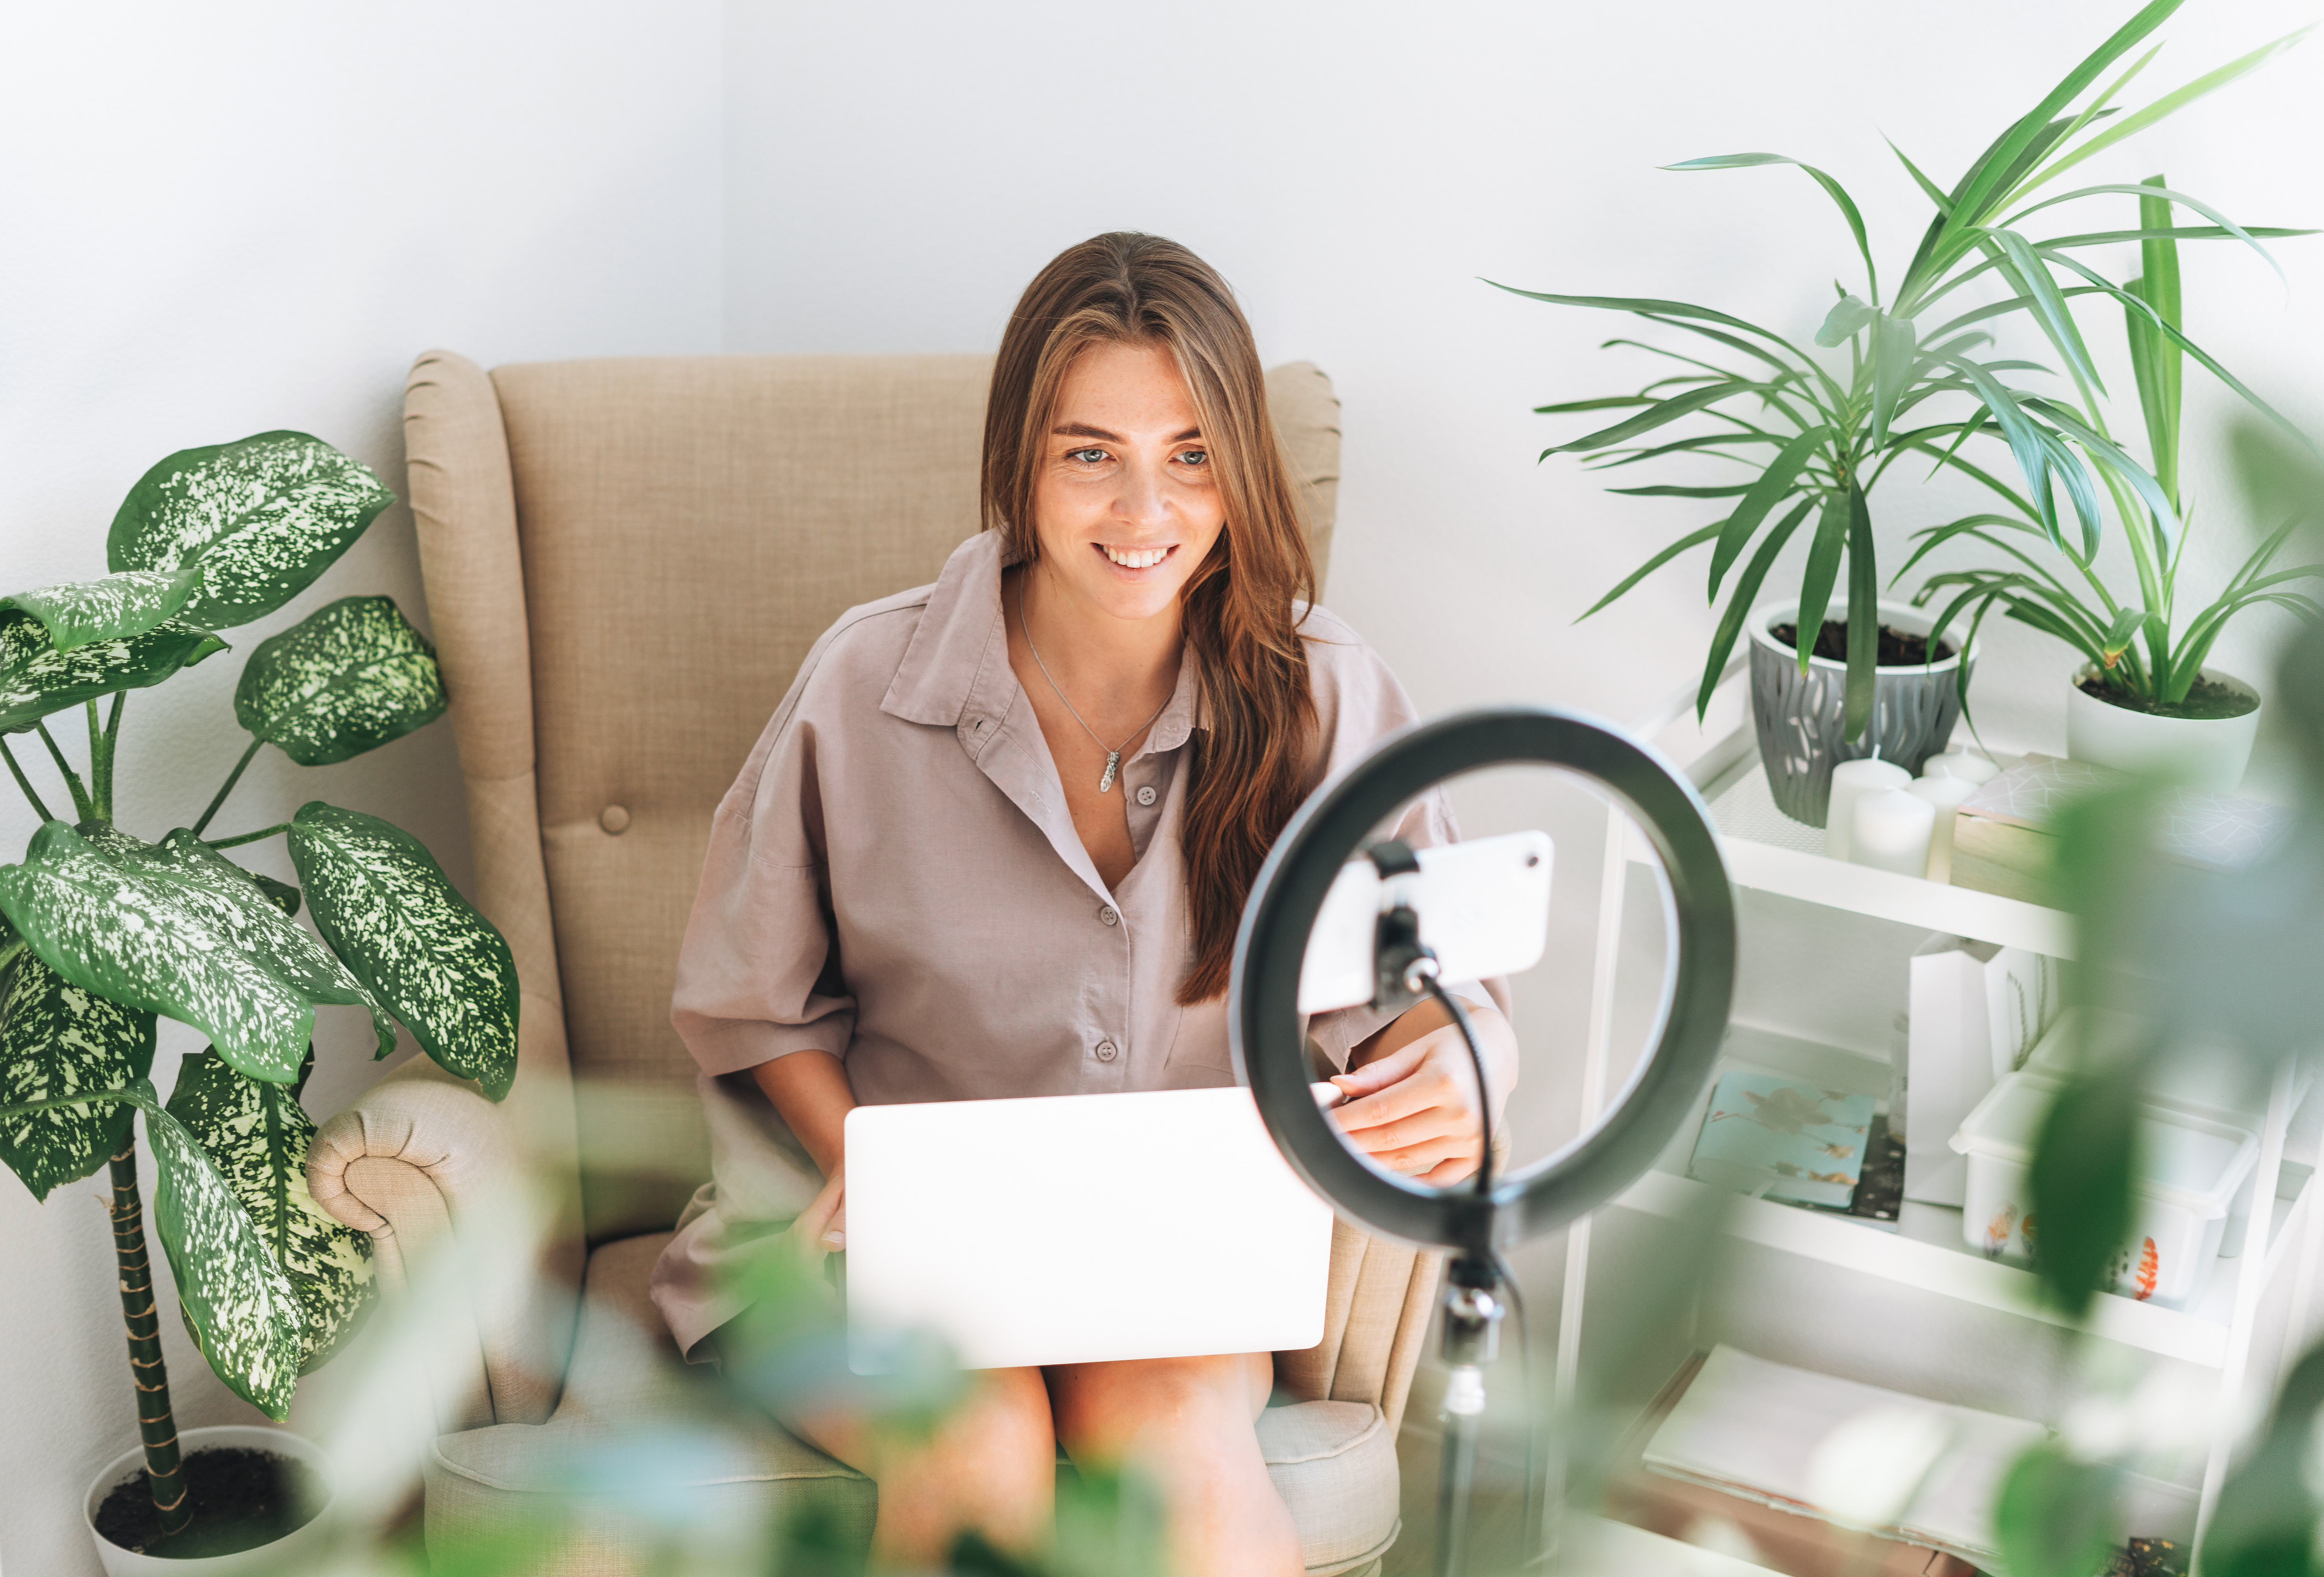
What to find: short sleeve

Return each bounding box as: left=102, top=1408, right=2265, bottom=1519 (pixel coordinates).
left=670, top=699, right=858, bottom=1078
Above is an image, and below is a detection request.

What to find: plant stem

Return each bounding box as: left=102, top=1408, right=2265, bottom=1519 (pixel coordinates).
left=109, top=1142, right=192, bottom=1535
left=97, top=692, right=126, bottom=822
left=34, top=721, right=94, bottom=824
left=190, top=738, right=263, bottom=839
left=86, top=701, right=107, bottom=823
left=0, top=737, right=58, bottom=823
left=205, top=822, right=290, bottom=851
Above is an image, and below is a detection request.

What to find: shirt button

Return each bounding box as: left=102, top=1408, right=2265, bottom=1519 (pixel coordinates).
left=1099, top=905, right=1119, bottom=926
left=1094, top=1039, right=1119, bottom=1062
left=1136, top=785, right=1157, bottom=807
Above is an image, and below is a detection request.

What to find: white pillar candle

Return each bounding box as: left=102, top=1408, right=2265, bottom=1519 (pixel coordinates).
left=1851, top=787, right=1937, bottom=876
left=1826, top=758, right=1911, bottom=859
left=1922, top=749, right=2001, bottom=787
left=1907, top=774, right=1978, bottom=882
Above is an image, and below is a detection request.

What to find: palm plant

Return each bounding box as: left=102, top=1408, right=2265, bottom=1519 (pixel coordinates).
left=0, top=432, right=518, bottom=1541
left=1906, top=180, right=2320, bottom=715
left=1504, top=0, right=2309, bottom=737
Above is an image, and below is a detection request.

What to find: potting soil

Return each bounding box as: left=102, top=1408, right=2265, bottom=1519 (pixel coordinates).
left=1769, top=619, right=1955, bottom=666
left=93, top=1445, right=320, bottom=1558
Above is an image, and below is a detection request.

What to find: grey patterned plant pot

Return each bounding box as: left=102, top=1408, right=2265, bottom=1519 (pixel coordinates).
left=1748, top=598, right=1979, bottom=827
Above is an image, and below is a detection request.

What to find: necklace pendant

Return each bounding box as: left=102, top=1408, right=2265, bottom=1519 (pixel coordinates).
left=1099, top=751, right=1121, bottom=794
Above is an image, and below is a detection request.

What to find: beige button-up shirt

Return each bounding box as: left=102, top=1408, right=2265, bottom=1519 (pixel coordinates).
left=651, top=530, right=1472, bottom=1357
left=671, top=528, right=1461, bottom=1100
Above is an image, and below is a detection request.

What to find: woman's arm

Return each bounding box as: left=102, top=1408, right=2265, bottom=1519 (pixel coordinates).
left=752, top=1049, right=857, bottom=1245
left=1328, top=996, right=1517, bottom=1186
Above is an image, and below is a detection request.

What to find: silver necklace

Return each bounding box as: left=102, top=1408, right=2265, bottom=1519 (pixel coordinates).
left=1017, top=582, right=1173, bottom=794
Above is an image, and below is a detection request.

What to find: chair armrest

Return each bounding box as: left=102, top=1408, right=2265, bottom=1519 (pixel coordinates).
left=309, top=1067, right=567, bottom=1430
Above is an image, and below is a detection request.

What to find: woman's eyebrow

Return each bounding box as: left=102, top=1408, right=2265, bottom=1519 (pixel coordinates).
left=1050, top=423, right=1205, bottom=442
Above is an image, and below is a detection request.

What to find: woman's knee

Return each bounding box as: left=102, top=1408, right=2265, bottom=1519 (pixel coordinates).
left=1049, top=1353, right=1266, bottom=1461
left=919, top=1366, right=1057, bottom=1494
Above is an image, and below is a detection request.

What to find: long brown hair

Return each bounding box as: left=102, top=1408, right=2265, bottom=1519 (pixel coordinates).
left=983, top=233, right=1317, bottom=1003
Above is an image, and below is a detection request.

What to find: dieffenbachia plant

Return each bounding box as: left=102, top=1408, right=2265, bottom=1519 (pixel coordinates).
left=0, top=432, right=519, bottom=1537
left=1501, top=0, right=2311, bottom=737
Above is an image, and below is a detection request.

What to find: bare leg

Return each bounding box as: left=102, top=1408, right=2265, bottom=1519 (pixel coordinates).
left=780, top=1364, right=1056, bottom=1570
left=1046, top=1351, right=1303, bottom=1577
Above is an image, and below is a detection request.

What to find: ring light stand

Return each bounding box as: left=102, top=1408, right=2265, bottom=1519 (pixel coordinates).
left=1229, top=707, right=1737, bottom=1576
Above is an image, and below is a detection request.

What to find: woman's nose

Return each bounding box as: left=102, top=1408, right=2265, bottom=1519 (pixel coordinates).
left=1114, top=459, right=1172, bottom=526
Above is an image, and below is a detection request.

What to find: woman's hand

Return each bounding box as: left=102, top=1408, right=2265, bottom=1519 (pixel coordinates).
left=1329, top=1001, right=1514, bottom=1187
left=791, top=1165, right=848, bottom=1261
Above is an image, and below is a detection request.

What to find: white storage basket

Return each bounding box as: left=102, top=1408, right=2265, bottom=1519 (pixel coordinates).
left=1949, top=1071, right=2260, bottom=1310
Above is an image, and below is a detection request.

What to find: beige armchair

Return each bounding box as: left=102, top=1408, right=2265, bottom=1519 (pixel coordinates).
left=307, top=350, right=1439, bottom=1575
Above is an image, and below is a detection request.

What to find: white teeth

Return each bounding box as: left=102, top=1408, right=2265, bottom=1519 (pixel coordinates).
left=1104, top=545, right=1171, bottom=569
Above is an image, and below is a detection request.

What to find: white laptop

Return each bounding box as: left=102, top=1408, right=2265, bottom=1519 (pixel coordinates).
left=844, top=1085, right=1333, bottom=1372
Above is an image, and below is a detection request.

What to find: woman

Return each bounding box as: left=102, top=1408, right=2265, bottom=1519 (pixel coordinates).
left=651, top=232, right=1516, bottom=1575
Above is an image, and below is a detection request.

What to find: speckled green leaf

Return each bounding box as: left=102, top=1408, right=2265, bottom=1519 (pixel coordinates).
left=119, top=1079, right=303, bottom=1417
left=289, top=803, right=518, bottom=1099
left=0, top=947, right=155, bottom=1200
left=0, top=611, right=225, bottom=733
left=235, top=597, right=447, bottom=766
left=250, top=873, right=301, bottom=919
left=107, top=432, right=396, bottom=629
left=166, top=1047, right=373, bottom=1369
left=0, top=822, right=394, bottom=1084
left=0, top=567, right=204, bottom=652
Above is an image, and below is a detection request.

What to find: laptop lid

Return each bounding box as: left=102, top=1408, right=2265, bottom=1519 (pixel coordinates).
left=844, top=1086, right=1333, bottom=1372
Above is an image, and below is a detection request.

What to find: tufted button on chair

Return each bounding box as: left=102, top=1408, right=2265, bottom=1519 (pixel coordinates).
left=307, top=351, right=1438, bottom=1576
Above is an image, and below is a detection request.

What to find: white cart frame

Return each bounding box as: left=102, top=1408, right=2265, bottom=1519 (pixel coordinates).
left=1551, top=660, right=2320, bottom=1566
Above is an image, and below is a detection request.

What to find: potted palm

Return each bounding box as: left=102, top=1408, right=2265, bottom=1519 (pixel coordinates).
left=0, top=432, right=520, bottom=1572
left=1502, top=0, right=2307, bottom=823
left=1907, top=180, right=2317, bottom=792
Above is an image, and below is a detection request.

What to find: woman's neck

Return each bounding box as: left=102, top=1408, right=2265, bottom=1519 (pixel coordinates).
left=1013, top=561, right=1183, bottom=716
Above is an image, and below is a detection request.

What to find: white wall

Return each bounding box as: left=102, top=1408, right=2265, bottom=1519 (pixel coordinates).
left=0, top=7, right=722, bottom=1573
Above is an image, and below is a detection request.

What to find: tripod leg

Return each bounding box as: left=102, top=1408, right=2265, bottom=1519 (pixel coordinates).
left=1436, top=1364, right=1486, bottom=1577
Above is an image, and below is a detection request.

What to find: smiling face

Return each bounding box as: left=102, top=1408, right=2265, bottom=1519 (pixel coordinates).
left=1027, top=339, right=1228, bottom=628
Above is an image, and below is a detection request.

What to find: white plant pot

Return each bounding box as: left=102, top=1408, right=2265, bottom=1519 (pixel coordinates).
left=2064, top=664, right=2261, bottom=792
left=86, top=1425, right=332, bottom=1577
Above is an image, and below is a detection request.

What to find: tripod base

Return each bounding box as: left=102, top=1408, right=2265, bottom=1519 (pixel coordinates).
left=1432, top=1258, right=1504, bottom=1577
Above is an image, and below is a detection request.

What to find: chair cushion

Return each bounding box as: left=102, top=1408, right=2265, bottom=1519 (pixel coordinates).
left=425, top=1234, right=1397, bottom=1575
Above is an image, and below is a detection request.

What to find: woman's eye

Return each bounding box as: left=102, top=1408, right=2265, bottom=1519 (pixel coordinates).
left=1178, top=449, right=1209, bottom=467
left=1067, top=447, right=1109, bottom=465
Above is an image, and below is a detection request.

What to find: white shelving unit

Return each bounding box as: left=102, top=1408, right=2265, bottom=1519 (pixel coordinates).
left=1552, top=665, right=2322, bottom=1565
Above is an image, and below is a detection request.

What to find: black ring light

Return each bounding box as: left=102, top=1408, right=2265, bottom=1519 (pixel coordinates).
left=1229, top=704, right=1737, bottom=1260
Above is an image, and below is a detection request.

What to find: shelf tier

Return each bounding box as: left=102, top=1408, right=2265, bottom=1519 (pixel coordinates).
left=1613, top=1154, right=2310, bottom=1369
left=1634, top=725, right=2078, bottom=958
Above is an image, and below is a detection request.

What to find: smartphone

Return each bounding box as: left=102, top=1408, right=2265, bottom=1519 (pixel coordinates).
left=1294, top=830, right=1554, bottom=1014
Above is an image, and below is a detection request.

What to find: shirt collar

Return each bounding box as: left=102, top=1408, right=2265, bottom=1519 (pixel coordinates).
left=881, top=532, right=1012, bottom=727
left=881, top=529, right=1202, bottom=755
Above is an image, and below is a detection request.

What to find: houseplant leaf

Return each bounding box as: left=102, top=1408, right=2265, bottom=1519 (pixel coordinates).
left=107, top=431, right=397, bottom=629
left=1815, top=295, right=1877, bottom=348
left=125, top=1080, right=304, bottom=1417
left=0, top=822, right=393, bottom=1084
left=250, top=873, right=302, bottom=919
left=0, top=566, right=204, bottom=652
left=0, top=947, right=155, bottom=1200
left=1994, top=1442, right=2125, bottom=1577
left=165, top=1047, right=374, bottom=1368
left=288, top=803, right=519, bottom=1099
left=1843, top=483, right=1878, bottom=740
left=0, top=611, right=225, bottom=733
left=234, top=596, right=448, bottom=766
